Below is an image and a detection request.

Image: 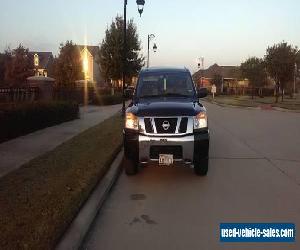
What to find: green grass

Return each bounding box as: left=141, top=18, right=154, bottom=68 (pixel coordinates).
left=205, top=95, right=300, bottom=110
left=0, top=113, right=124, bottom=250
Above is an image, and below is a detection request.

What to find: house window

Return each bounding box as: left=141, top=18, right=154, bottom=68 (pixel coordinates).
left=34, top=54, right=39, bottom=67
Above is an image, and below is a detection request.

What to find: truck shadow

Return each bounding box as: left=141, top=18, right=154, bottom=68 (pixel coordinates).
left=129, top=162, right=209, bottom=182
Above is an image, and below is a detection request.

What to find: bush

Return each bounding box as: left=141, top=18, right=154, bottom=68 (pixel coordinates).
left=95, top=87, right=123, bottom=96
left=92, top=93, right=124, bottom=106
left=0, top=101, right=79, bottom=143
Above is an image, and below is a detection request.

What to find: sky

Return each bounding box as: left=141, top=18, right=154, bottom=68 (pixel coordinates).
left=0, top=0, right=299, bottom=72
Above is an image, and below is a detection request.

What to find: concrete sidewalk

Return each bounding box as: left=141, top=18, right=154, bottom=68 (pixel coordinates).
left=0, top=104, right=123, bottom=178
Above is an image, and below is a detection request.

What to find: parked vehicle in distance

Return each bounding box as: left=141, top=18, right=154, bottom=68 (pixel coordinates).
left=123, top=67, right=209, bottom=175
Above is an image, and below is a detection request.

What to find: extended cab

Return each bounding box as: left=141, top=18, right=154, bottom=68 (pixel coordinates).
left=123, top=67, right=209, bottom=175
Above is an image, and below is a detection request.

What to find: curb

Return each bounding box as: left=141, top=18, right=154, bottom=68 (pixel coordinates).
left=55, top=149, right=124, bottom=250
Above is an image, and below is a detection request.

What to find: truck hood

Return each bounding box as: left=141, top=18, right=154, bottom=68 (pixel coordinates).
left=127, top=98, right=205, bottom=117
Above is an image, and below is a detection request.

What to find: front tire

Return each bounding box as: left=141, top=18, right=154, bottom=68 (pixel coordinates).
left=123, top=156, right=138, bottom=175
left=194, top=157, right=209, bottom=176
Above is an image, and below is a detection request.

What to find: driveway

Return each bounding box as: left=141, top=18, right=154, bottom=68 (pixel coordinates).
left=0, top=104, right=122, bottom=178
left=83, top=101, right=300, bottom=250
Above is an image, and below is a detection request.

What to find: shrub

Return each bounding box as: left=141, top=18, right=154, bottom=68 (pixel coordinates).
left=0, top=101, right=79, bottom=143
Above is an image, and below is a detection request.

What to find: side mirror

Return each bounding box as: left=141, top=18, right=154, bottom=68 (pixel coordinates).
left=197, top=87, right=208, bottom=98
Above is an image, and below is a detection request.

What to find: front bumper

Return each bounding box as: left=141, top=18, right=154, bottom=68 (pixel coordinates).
left=124, top=129, right=209, bottom=164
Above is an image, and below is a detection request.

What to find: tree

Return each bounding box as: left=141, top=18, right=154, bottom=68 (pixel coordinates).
left=99, top=16, right=144, bottom=83
left=4, top=44, right=31, bottom=86
left=296, top=50, right=300, bottom=70
left=240, top=57, right=267, bottom=87
left=265, top=42, right=298, bottom=102
left=240, top=57, right=267, bottom=98
left=54, top=41, right=83, bottom=86
left=211, top=74, right=222, bottom=88
left=0, top=50, right=11, bottom=85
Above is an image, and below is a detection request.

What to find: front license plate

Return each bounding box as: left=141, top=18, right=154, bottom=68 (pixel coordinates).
left=159, top=154, right=173, bottom=166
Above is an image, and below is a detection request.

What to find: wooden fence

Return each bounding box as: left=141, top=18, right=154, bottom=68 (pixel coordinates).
left=219, top=86, right=275, bottom=97
left=0, top=87, right=39, bottom=103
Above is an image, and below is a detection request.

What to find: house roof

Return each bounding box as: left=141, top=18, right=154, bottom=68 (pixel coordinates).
left=28, top=52, right=54, bottom=69
left=193, top=63, right=241, bottom=79
left=76, top=45, right=100, bottom=57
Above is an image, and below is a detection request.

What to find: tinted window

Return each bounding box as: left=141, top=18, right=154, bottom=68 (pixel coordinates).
left=136, top=72, right=195, bottom=98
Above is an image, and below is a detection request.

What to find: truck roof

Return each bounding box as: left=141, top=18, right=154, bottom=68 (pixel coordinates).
left=140, top=67, right=190, bottom=74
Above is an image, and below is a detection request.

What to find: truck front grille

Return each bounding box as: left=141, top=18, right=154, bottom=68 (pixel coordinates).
left=179, top=117, right=188, bottom=133
left=144, top=118, right=154, bottom=133
left=154, top=118, right=177, bottom=133
left=150, top=145, right=183, bottom=159
left=144, top=117, right=189, bottom=134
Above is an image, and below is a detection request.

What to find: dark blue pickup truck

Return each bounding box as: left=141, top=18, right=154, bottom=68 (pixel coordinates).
left=123, top=67, right=209, bottom=176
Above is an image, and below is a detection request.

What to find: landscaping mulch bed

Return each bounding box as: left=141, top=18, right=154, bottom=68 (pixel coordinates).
left=0, top=113, right=123, bottom=250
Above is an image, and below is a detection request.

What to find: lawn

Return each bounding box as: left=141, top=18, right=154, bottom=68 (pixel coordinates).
left=205, top=95, right=300, bottom=110
left=0, top=113, right=123, bottom=250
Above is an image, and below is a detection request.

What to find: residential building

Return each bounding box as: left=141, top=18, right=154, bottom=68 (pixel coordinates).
left=76, top=45, right=103, bottom=85
left=193, top=63, right=247, bottom=88
left=28, top=52, right=54, bottom=77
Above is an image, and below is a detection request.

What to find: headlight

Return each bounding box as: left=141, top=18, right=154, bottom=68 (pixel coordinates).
left=125, top=113, right=139, bottom=130
left=193, top=112, right=207, bottom=129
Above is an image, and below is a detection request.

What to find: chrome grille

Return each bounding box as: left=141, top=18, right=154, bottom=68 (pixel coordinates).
left=179, top=117, right=188, bottom=133
left=144, top=118, right=154, bottom=133
left=154, top=118, right=177, bottom=133
left=143, top=117, right=189, bottom=134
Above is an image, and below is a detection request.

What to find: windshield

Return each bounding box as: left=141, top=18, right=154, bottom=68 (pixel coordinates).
left=136, top=72, right=195, bottom=98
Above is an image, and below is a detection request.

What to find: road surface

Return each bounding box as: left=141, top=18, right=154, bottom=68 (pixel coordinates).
left=83, top=101, right=300, bottom=250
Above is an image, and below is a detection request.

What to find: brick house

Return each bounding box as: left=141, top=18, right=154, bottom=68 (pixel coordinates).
left=193, top=63, right=247, bottom=88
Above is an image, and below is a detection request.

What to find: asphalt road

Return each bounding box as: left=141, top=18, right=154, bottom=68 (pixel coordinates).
left=82, top=101, right=300, bottom=250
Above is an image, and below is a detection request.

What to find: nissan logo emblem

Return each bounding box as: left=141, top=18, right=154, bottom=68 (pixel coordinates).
left=162, top=121, right=170, bottom=131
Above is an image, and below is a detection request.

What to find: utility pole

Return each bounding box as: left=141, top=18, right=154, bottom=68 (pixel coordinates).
left=122, top=0, right=128, bottom=116
left=201, top=57, right=204, bottom=87
left=147, top=34, right=155, bottom=68
left=294, top=63, right=297, bottom=98
left=122, top=0, right=145, bottom=116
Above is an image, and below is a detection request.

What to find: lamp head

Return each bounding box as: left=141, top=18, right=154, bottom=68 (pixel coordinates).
left=136, top=0, right=145, bottom=16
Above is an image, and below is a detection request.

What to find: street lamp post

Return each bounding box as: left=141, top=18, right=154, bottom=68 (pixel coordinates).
left=197, top=57, right=204, bottom=87
left=147, top=34, right=156, bottom=68
left=294, top=63, right=297, bottom=98
left=122, top=0, right=145, bottom=116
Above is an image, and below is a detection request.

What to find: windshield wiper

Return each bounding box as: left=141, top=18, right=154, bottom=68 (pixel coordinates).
left=139, top=94, right=163, bottom=98
left=139, top=93, right=192, bottom=98
left=163, top=93, right=191, bottom=97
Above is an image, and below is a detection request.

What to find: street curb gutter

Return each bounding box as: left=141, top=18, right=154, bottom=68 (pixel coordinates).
left=55, top=149, right=124, bottom=250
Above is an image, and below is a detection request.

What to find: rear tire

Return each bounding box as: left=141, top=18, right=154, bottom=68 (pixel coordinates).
left=194, top=157, right=208, bottom=176
left=123, top=156, right=138, bottom=175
